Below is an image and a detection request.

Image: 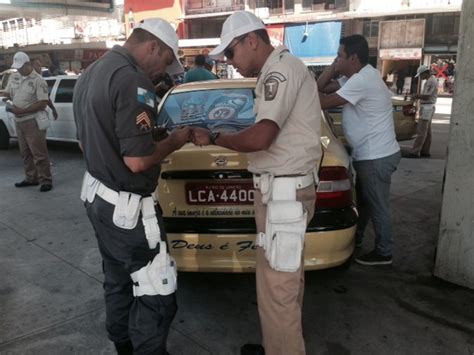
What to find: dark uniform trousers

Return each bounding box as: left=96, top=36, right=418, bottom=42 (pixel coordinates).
left=254, top=185, right=316, bottom=355
left=85, top=196, right=177, bottom=355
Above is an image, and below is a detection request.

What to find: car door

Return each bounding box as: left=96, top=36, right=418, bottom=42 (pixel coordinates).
left=47, top=77, right=77, bottom=141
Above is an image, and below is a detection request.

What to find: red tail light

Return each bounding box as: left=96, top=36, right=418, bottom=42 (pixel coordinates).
left=402, top=104, right=416, bottom=117
left=316, top=166, right=353, bottom=209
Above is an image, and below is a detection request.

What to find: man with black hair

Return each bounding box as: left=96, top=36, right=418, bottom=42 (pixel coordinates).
left=318, top=34, right=401, bottom=266
left=183, top=54, right=217, bottom=83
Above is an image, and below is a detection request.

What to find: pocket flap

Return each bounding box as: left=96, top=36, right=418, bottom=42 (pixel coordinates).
left=267, top=201, right=304, bottom=223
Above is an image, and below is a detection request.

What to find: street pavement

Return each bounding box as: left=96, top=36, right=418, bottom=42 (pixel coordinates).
left=0, top=98, right=473, bottom=355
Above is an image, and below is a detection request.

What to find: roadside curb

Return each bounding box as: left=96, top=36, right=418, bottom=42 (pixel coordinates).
left=395, top=275, right=474, bottom=335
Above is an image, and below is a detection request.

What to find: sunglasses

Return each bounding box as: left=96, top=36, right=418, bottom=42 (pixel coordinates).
left=224, top=35, right=248, bottom=60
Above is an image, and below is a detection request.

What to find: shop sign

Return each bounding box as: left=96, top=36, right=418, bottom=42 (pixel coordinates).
left=379, top=48, right=422, bottom=60
left=83, top=49, right=108, bottom=61
left=266, top=24, right=284, bottom=47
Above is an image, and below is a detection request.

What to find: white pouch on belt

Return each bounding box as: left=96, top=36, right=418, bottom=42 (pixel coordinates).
left=80, top=172, right=100, bottom=203
left=131, top=242, right=177, bottom=297
left=112, top=191, right=141, bottom=229
left=264, top=200, right=307, bottom=272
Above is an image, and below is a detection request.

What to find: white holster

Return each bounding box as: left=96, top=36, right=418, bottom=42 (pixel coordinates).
left=80, top=171, right=177, bottom=296
left=130, top=241, right=177, bottom=297
left=255, top=174, right=310, bottom=272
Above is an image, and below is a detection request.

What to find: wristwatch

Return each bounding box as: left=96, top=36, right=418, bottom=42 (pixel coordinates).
left=210, top=131, right=221, bottom=145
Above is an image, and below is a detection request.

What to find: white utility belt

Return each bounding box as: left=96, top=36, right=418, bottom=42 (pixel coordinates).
left=80, top=171, right=161, bottom=249
left=253, top=170, right=316, bottom=205
left=80, top=171, right=177, bottom=297
left=252, top=171, right=316, bottom=273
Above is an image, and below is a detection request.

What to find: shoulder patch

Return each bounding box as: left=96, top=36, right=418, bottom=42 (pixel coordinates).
left=136, top=111, right=152, bottom=132
left=263, top=72, right=287, bottom=101
left=41, top=82, right=48, bottom=94
left=137, top=87, right=155, bottom=108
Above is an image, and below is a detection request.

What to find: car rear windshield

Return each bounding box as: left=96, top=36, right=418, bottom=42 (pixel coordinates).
left=157, top=88, right=256, bottom=133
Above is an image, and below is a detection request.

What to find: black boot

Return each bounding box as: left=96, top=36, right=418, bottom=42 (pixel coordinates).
left=114, top=340, right=133, bottom=355
left=241, top=344, right=265, bottom=355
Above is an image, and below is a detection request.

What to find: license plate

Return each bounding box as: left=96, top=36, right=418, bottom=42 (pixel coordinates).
left=185, top=182, right=255, bottom=205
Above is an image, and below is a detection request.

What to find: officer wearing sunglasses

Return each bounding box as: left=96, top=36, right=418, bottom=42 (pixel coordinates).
left=191, top=11, right=323, bottom=355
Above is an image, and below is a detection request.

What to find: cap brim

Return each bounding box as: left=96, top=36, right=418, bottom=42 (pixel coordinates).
left=166, top=54, right=184, bottom=75
left=11, top=62, right=23, bottom=69
left=209, top=37, right=233, bottom=59
left=414, top=73, right=420, bottom=78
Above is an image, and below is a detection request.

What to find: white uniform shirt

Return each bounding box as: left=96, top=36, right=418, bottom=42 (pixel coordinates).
left=247, top=46, right=322, bottom=176
left=336, top=65, right=400, bottom=161
left=6, top=71, right=49, bottom=122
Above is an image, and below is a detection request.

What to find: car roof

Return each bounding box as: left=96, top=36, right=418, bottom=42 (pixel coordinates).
left=171, top=78, right=257, bottom=94
left=45, top=75, right=79, bottom=80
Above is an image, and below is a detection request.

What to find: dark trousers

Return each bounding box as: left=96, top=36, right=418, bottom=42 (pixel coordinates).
left=85, top=197, right=177, bottom=355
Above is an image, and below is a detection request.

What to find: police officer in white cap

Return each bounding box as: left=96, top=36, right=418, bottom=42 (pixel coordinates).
left=73, top=19, right=191, bottom=354
left=192, top=11, right=322, bottom=355
left=406, top=65, right=438, bottom=158
left=3, top=51, right=53, bottom=192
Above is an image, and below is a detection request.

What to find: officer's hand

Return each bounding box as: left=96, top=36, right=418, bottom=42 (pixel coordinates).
left=169, top=126, right=192, bottom=150
left=152, top=126, right=169, bottom=142
left=191, top=127, right=211, bottom=146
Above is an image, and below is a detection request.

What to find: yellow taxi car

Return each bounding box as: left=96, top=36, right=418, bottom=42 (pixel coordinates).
left=327, top=97, right=417, bottom=142
left=156, top=79, right=358, bottom=272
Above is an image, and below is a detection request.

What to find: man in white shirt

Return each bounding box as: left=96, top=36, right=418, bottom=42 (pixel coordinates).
left=318, top=34, right=401, bottom=266
left=406, top=65, right=438, bottom=158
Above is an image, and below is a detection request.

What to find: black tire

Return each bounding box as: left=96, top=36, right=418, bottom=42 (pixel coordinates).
left=0, top=121, right=10, bottom=149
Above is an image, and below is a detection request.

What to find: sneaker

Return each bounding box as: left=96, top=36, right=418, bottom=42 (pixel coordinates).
left=15, top=180, right=39, bottom=188
left=241, top=344, right=265, bottom=355
left=355, top=250, right=392, bottom=265
left=39, top=184, right=53, bottom=192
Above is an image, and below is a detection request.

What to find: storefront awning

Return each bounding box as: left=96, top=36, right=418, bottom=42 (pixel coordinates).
left=379, top=48, right=422, bottom=60
left=284, top=21, right=341, bottom=64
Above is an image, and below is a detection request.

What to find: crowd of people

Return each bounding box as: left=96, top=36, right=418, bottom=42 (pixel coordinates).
left=0, top=10, right=440, bottom=355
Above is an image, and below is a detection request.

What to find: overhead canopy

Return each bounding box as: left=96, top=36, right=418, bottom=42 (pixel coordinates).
left=284, top=21, right=342, bottom=66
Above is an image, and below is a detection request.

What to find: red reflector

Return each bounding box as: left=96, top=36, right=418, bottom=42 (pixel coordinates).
left=316, top=166, right=353, bottom=209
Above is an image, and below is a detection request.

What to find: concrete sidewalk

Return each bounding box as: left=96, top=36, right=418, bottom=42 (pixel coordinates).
left=0, top=103, right=473, bottom=354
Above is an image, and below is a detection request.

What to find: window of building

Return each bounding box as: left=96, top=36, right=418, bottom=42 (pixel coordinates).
left=301, top=0, right=346, bottom=11
left=429, top=14, right=460, bottom=36
left=363, top=19, right=379, bottom=38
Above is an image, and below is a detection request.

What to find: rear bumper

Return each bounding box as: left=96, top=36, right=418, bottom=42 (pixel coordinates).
left=164, top=206, right=358, bottom=272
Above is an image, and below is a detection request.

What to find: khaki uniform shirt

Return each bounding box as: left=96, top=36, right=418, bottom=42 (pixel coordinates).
left=6, top=71, right=49, bottom=122
left=247, top=46, right=322, bottom=176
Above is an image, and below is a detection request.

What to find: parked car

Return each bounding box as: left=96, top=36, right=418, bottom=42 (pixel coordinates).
left=0, top=75, right=78, bottom=149
left=155, top=79, right=358, bottom=272
left=327, top=97, right=417, bottom=143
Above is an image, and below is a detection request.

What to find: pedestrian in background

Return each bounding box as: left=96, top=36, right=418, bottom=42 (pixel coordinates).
left=204, top=57, right=219, bottom=79
left=73, top=18, right=191, bottom=355
left=32, top=57, right=59, bottom=120
left=183, top=54, right=218, bottom=83
left=318, top=34, right=400, bottom=266
left=192, top=11, right=322, bottom=355
left=2, top=52, right=53, bottom=192
left=396, top=71, right=405, bottom=95
left=406, top=65, right=438, bottom=158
